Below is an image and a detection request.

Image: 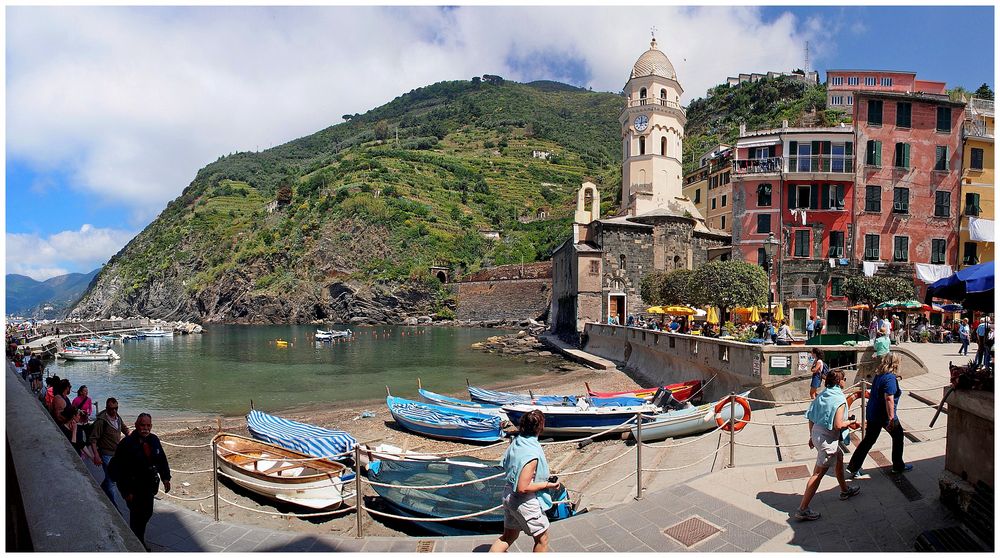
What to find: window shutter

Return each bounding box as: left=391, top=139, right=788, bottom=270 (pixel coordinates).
left=903, top=143, right=911, bottom=168
left=875, top=141, right=882, bottom=165
left=946, top=147, right=951, bottom=170
left=821, top=184, right=830, bottom=209
left=767, top=145, right=776, bottom=159
left=810, top=184, right=820, bottom=209
left=788, top=141, right=797, bottom=170
left=845, top=142, right=853, bottom=157
left=787, top=183, right=796, bottom=209
left=821, top=141, right=831, bottom=172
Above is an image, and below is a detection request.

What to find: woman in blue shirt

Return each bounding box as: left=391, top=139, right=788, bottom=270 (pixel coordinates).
left=794, top=369, right=861, bottom=521
left=846, top=353, right=911, bottom=479
left=490, top=410, right=561, bottom=553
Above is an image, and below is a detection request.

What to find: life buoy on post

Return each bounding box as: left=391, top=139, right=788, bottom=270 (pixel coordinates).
left=845, top=389, right=871, bottom=409
left=715, top=395, right=751, bottom=432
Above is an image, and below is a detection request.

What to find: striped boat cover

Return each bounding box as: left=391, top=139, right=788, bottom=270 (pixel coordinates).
left=468, top=386, right=576, bottom=406
left=246, top=410, right=357, bottom=459
left=390, top=401, right=500, bottom=433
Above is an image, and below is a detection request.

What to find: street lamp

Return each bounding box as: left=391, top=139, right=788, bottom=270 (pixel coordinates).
left=763, top=232, right=780, bottom=320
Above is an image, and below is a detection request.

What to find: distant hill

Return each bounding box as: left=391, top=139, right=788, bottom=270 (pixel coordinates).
left=6, top=269, right=100, bottom=318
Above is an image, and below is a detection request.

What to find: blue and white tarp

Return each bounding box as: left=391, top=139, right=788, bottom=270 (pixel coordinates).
left=246, top=409, right=357, bottom=460
left=468, top=386, right=577, bottom=406
left=388, top=397, right=500, bottom=433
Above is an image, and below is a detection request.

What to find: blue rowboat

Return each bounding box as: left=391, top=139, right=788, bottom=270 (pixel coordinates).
left=629, top=391, right=753, bottom=442
left=246, top=409, right=357, bottom=461
left=417, top=388, right=506, bottom=418
left=386, top=395, right=504, bottom=443
left=467, top=385, right=579, bottom=406
left=502, top=399, right=657, bottom=437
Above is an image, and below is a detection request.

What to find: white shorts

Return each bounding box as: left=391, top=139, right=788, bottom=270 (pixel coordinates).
left=811, top=424, right=842, bottom=468
left=502, top=486, right=550, bottom=537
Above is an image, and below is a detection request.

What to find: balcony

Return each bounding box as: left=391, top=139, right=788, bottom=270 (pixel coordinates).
left=969, top=97, right=995, bottom=117
left=733, top=157, right=782, bottom=175
left=625, top=98, right=684, bottom=111
left=785, top=155, right=855, bottom=175
left=964, top=120, right=995, bottom=140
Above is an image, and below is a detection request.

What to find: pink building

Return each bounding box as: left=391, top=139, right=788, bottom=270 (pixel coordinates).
left=826, top=69, right=947, bottom=113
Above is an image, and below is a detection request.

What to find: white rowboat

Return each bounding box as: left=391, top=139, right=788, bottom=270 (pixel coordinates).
left=57, top=349, right=121, bottom=361
left=214, top=434, right=355, bottom=510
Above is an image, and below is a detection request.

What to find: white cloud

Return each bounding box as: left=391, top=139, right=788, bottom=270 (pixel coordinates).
left=5, top=225, right=136, bottom=280
left=8, top=6, right=821, bottom=222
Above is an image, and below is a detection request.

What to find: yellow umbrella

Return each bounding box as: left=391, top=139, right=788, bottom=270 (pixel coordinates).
left=773, top=304, right=784, bottom=321
left=663, top=305, right=696, bottom=316
left=706, top=307, right=720, bottom=325
left=646, top=306, right=667, bottom=314
left=748, top=306, right=761, bottom=322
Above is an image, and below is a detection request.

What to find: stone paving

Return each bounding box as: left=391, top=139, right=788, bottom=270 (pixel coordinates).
left=129, top=342, right=962, bottom=552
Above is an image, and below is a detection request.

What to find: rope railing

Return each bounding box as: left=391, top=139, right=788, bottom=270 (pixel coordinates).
left=734, top=439, right=810, bottom=449
left=362, top=503, right=503, bottom=522
left=641, top=444, right=728, bottom=472
left=218, top=495, right=356, bottom=518
left=557, top=447, right=635, bottom=477
left=398, top=439, right=507, bottom=457
left=587, top=470, right=636, bottom=496
left=638, top=423, right=726, bottom=448
left=905, top=384, right=951, bottom=392
left=162, top=492, right=216, bottom=502
left=160, top=440, right=214, bottom=449
left=360, top=471, right=504, bottom=490
left=217, top=446, right=355, bottom=463
left=540, top=416, right=638, bottom=446
left=170, top=467, right=214, bottom=475
left=216, top=469, right=356, bottom=489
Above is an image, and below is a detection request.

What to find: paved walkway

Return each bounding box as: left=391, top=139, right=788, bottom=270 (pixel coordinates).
left=133, top=342, right=959, bottom=552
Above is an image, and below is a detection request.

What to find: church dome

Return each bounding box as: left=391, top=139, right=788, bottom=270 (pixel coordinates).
left=630, top=38, right=677, bottom=80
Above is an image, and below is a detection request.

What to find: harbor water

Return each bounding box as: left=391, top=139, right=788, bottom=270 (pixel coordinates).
left=44, top=325, right=541, bottom=417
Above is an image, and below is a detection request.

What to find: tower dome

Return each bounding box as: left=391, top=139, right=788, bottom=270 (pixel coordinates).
left=630, top=37, right=676, bottom=80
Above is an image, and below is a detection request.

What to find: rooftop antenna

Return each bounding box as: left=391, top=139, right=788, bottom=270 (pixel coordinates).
left=804, top=41, right=810, bottom=75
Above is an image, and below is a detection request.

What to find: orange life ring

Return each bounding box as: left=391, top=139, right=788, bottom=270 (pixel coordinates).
left=845, top=389, right=871, bottom=409
left=715, top=395, right=751, bottom=432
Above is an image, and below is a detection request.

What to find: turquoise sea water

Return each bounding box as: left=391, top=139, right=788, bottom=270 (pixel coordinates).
left=44, top=325, right=538, bottom=417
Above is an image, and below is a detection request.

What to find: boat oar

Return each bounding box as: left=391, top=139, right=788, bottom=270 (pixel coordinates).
left=417, top=378, right=422, bottom=390
left=385, top=385, right=391, bottom=397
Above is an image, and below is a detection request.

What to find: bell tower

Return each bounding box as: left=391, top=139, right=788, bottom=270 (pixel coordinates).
left=620, top=35, right=686, bottom=216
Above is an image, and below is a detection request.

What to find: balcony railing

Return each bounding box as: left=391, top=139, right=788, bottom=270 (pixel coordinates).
left=733, top=157, right=782, bottom=175
left=626, top=98, right=683, bottom=111
left=786, top=154, right=855, bottom=174
left=969, top=97, right=995, bottom=116
left=964, top=120, right=995, bottom=139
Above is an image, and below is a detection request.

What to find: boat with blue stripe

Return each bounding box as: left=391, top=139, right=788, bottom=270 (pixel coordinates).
left=502, top=398, right=658, bottom=436
left=386, top=394, right=504, bottom=443
left=246, top=408, right=357, bottom=461
left=467, top=384, right=579, bottom=406
left=416, top=379, right=505, bottom=417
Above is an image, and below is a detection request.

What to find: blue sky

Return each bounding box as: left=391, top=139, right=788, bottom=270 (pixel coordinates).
left=6, top=5, right=994, bottom=280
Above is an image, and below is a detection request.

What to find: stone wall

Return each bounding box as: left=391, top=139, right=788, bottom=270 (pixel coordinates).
left=597, top=222, right=655, bottom=318
left=458, top=261, right=552, bottom=282
left=453, top=279, right=551, bottom=322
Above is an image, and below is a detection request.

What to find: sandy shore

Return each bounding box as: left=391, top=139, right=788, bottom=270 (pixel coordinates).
left=156, top=351, right=641, bottom=538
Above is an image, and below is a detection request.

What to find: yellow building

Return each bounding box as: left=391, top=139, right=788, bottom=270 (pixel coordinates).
left=681, top=144, right=732, bottom=231
left=960, top=97, right=994, bottom=268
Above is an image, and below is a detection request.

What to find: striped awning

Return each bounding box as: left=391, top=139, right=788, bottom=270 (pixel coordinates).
left=246, top=410, right=357, bottom=460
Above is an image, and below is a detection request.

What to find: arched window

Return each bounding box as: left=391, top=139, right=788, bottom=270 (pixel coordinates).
left=639, top=88, right=647, bottom=99
left=620, top=254, right=627, bottom=270
left=673, top=255, right=682, bottom=269
left=660, top=137, right=667, bottom=156
left=639, top=136, right=645, bottom=155
left=660, top=88, right=667, bottom=99
left=800, top=278, right=810, bottom=295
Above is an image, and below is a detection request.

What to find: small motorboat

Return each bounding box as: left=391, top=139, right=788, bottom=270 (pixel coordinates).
left=138, top=326, right=172, bottom=337
left=629, top=391, right=753, bottom=442
left=56, top=349, right=121, bottom=361
left=387, top=394, right=504, bottom=443
left=214, top=433, right=355, bottom=510
left=316, top=329, right=352, bottom=340
left=586, top=379, right=703, bottom=403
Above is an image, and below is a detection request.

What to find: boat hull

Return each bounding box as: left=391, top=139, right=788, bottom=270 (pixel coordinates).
left=387, top=396, right=504, bottom=442
left=417, top=388, right=506, bottom=418
left=215, top=434, right=354, bottom=510
left=588, top=379, right=702, bottom=402
left=502, top=403, right=657, bottom=436
left=630, top=391, right=752, bottom=442
left=57, top=350, right=119, bottom=361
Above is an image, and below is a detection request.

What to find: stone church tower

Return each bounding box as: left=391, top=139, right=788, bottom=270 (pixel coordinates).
left=620, top=37, right=686, bottom=216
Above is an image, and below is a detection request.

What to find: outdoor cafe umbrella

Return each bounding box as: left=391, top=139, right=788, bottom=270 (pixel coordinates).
left=705, top=306, right=720, bottom=325
left=926, top=261, right=995, bottom=312
left=646, top=306, right=667, bottom=314
left=662, top=306, right=697, bottom=316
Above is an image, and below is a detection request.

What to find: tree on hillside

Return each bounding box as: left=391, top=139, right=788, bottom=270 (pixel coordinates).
left=975, top=83, right=994, bottom=101
left=374, top=120, right=391, bottom=141
left=842, top=276, right=914, bottom=311
left=689, top=260, right=768, bottom=317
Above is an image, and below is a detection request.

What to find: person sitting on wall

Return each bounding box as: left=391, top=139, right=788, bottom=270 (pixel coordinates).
left=776, top=320, right=795, bottom=346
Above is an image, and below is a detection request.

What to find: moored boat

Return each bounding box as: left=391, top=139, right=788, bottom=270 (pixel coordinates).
left=138, top=326, right=172, bottom=337
left=316, top=328, right=352, bottom=340
left=57, top=349, right=120, bottom=361
left=214, top=433, right=355, bottom=510
left=586, top=379, right=703, bottom=403
left=246, top=409, right=357, bottom=461
left=629, top=391, right=753, bottom=442
left=386, top=395, right=504, bottom=443
left=501, top=398, right=658, bottom=437
left=467, top=384, right=579, bottom=407
left=416, top=381, right=505, bottom=417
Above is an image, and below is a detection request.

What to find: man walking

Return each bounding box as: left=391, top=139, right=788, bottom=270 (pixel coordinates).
left=806, top=316, right=815, bottom=339
left=89, top=398, right=131, bottom=506
left=975, top=317, right=990, bottom=366
left=109, top=413, right=171, bottom=549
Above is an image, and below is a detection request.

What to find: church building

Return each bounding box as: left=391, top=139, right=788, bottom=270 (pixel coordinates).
left=550, top=38, right=731, bottom=334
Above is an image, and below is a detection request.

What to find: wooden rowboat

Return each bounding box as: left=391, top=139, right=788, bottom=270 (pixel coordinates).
left=585, top=379, right=702, bottom=402
left=214, top=433, right=355, bottom=510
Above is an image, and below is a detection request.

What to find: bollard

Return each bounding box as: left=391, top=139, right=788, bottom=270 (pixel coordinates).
left=635, top=412, right=643, bottom=500
left=728, top=392, right=736, bottom=468
left=859, top=380, right=866, bottom=433
left=212, top=439, right=220, bottom=521
left=354, top=445, right=364, bottom=539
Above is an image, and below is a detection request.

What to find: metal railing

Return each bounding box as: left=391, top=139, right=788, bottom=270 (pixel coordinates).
left=969, top=97, right=994, bottom=116
left=625, top=98, right=684, bottom=111
left=786, top=155, right=855, bottom=174
left=733, top=157, right=782, bottom=175
left=964, top=120, right=995, bottom=139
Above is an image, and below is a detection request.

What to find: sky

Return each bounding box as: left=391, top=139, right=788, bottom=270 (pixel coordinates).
left=5, top=5, right=995, bottom=280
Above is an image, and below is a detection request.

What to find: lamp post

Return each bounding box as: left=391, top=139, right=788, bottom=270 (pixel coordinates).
left=763, top=232, right=779, bottom=321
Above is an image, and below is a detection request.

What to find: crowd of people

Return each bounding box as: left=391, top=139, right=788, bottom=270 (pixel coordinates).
left=7, top=337, right=171, bottom=550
